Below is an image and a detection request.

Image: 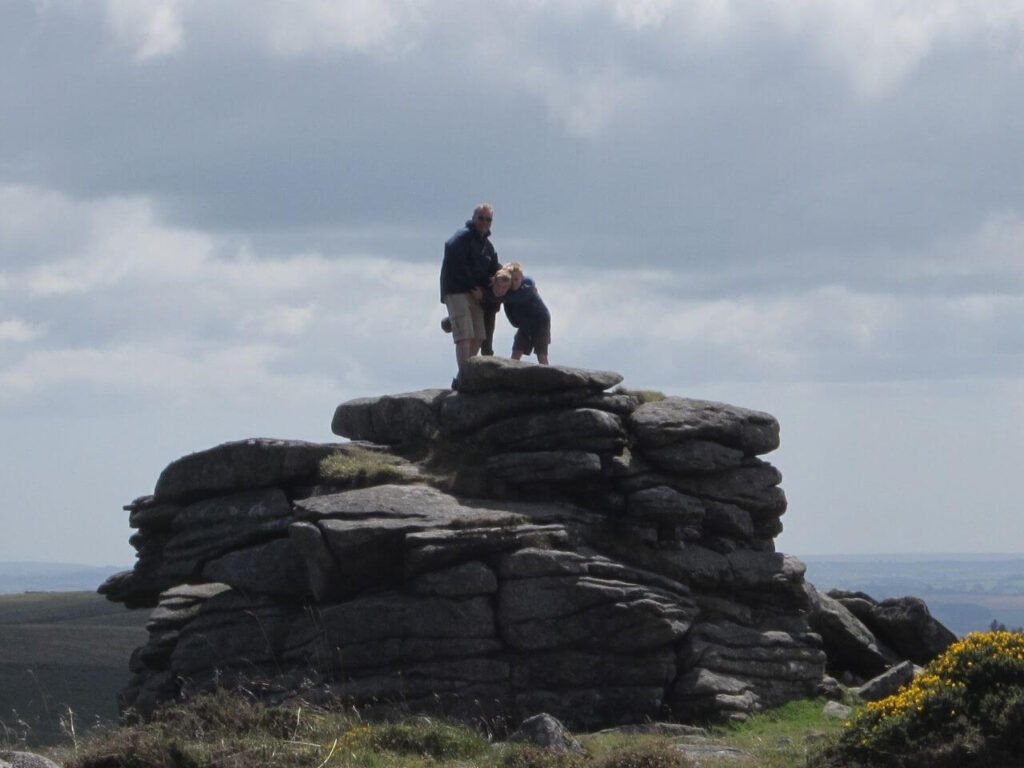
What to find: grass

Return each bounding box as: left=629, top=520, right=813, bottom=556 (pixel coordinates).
left=319, top=449, right=417, bottom=487
left=707, top=699, right=844, bottom=767
left=0, top=591, right=140, bottom=625
left=611, top=388, right=666, bottom=404
left=22, top=688, right=849, bottom=768
left=0, top=591, right=147, bottom=748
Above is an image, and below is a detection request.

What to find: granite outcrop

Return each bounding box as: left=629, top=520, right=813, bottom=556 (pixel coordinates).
left=101, top=358, right=954, bottom=729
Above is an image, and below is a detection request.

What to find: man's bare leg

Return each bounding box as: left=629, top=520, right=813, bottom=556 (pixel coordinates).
left=456, top=339, right=475, bottom=371
left=538, top=353, right=549, bottom=365
left=511, top=351, right=523, bottom=361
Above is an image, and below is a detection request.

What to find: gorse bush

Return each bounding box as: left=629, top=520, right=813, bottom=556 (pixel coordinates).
left=821, top=630, right=1024, bottom=768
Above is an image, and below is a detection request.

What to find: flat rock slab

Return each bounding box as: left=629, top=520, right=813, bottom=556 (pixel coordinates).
left=154, top=438, right=345, bottom=502
left=629, top=398, right=780, bottom=455
left=293, top=484, right=528, bottom=528
left=457, top=357, right=623, bottom=393
left=673, top=742, right=753, bottom=764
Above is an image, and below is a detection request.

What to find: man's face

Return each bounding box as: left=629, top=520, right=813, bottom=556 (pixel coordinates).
left=473, top=210, right=492, bottom=236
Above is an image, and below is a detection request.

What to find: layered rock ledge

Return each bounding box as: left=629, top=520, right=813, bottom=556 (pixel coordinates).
left=101, top=358, right=954, bottom=728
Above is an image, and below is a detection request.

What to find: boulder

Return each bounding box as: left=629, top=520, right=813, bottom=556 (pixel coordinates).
left=626, top=486, right=705, bottom=526
left=823, top=701, right=853, bottom=719
left=508, top=713, right=585, bottom=753
left=831, top=592, right=956, bottom=666
left=331, top=389, right=448, bottom=450
left=473, top=408, right=626, bottom=453
left=641, top=440, right=746, bottom=475
left=804, top=583, right=895, bottom=678
left=158, top=488, right=295, bottom=581
left=202, top=537, right=309, bottom=597
left=669, top=460, right=786, bottom=516
left=485, top=451, right=603, bottom=485
left=678, top=621, right=825, bottom=708
left=628, top=398, right=780, bottom=455
left=154, top=438, right=343, bottom=502
left=855, top=660, right=918, bottom=702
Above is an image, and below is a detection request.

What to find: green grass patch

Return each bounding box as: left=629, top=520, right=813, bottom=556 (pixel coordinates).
left=611, top=387, right=666, bottom=404
left=25, top=688, right=864, bottom=768
left=368, top=718, right=490, bottom=760
left=318, top=448, right=414, bottom=487
left=701, top=699, right=843, bottom=768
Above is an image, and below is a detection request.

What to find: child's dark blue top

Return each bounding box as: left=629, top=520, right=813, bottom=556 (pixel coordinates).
left=503, top=276, right=550, bottom=330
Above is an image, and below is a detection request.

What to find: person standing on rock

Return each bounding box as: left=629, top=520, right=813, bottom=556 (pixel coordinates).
left=440, top=203, right=501, bottom=386
left=502, top=261, right=551, bottom=365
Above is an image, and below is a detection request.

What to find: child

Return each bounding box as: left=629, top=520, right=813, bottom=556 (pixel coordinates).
left=498, top=262, right=551, bottom=365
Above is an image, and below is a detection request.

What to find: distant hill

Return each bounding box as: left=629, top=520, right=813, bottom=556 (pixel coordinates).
left=803, top=553, right=1024, bottom=636
left=0, top=562, right=130, bottom=595
left=0, top=590, right=148, bottom=747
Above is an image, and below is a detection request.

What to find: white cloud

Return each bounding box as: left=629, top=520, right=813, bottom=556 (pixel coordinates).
left=246, top=0, right=427, bottom=57
left=965, top=211, right=1024, bottom=276
left=0, top=319, right=42, bottom=343
left=0, top=342, right=334, bottom=408
left=517, top=63, right=660, bottom=139
left=758, top=0, right=1024, bottom=97
left=238, top=304, right=316, bottom=337
left=904, top=210, right=1024, bottom=285
left=5, top=190, right=212, bottom=295
left=104, top=0, right=187, bottom=60
left=612, top=0, right=676, bottom=29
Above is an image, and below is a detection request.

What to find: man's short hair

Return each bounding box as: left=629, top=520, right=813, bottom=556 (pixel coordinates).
left=473, top=203, right=495, bottom=220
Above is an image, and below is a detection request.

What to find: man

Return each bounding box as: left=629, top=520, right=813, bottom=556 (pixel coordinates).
left=439, top=203, right=501, bottom=385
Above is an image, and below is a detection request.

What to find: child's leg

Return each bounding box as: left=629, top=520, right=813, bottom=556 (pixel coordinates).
left=535, top=324, right=550, bottom=366
left=512, top=328, right=527, bottom=361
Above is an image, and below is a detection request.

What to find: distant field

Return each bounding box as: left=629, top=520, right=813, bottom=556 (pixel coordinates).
left=803, top=554, right=1024, bottom=635
left=925, top=593, right=1024, bottom=635
left=0, top=591, right=148, bottom=748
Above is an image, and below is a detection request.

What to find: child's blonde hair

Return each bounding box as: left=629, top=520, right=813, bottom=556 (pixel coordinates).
left=504, top=261, right=524, bottom=289
left=493, top=267, right=513, bottom=285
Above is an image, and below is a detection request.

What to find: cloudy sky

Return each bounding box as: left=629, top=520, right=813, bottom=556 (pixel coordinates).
left=2, top=0, right=1023, bottom=567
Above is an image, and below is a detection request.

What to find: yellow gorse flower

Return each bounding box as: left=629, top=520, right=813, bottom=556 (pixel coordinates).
left=853, top=631, right=1024, bottom=729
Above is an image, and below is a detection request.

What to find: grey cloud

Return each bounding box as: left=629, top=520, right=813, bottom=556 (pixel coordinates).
left=4, top=0, right=1020, bottom=284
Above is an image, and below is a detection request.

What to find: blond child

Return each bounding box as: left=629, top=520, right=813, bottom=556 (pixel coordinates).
left=496, top=261, right=551, bottom=365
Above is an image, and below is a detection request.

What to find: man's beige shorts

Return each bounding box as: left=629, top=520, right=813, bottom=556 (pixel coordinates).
left=444, top=292, right=486, bottom=342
